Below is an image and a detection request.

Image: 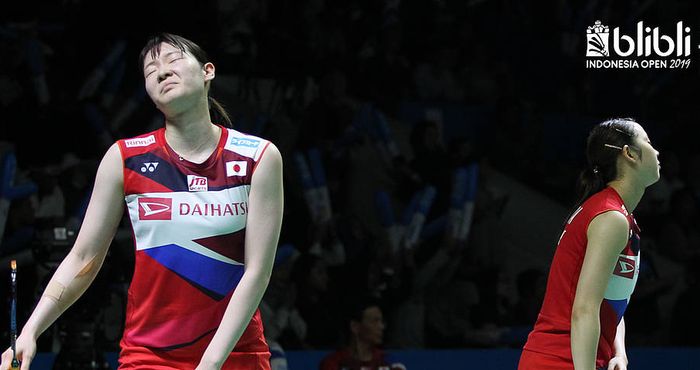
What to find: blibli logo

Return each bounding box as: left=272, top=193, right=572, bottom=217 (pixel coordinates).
left=587, top=20, right=691, bottom=58
left=230, top=137, right=260, bottom=148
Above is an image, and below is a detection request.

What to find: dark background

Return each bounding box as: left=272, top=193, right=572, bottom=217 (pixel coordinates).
left=1, top=0, right=700, bottom=364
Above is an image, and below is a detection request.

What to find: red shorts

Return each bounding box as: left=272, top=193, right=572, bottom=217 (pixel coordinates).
left=118, top=348, right=271, bottom=370
left=518, top=349, right=573, bottom=370
left=119, top=330, right=271, bottom=370
left=519, top=350, right=608, bottom=370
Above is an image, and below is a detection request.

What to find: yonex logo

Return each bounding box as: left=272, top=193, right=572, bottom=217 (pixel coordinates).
left=141, top=162, right=159, bottom=173
left=230, top=137, right=260, bottom=148
left=138, top=198, right=172, bottom=220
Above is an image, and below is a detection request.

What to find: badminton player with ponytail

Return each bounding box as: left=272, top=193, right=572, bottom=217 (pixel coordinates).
left=1, top=33, right=283, bottom=369
left=519, top=118, right=660, bottom=370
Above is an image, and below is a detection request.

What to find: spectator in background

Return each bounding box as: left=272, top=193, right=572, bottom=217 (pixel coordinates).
left=260, top=247, right=307, bottom=351
left=412, top=45, right=465, bottom=103
left=643, top=150, right=685, bottom=216
left=319, top=296, right=404, bottom=370
left=509, top=268, right=546, bottom=328
left=0, top=19, right=52, bottom=106
left=669, top=255, right=700, bottom=346
left=408, top=119, right=450, bottom=213
left=0, top=144, right=38, bottom=255
left=425, top=276, right=482, bottom=347
left=498, top=268, right=547, bottom=348
left=622, top=244, right=674, bottom=346
left=0, top=197, right=36, bottom=257
left=657, top=188, right=700, bottom=263
left=409, top=120, right=447, bottom=185
left=387, top=234, right=467, bottom=349
left=684, top=153, right=700, bottom=205
left=30, top=166, right=66, bottom=223
left=354, top=11, right=411, bottom=114
left=292, top=253, right=342, bottom=349
left=260, top=245, right=302, bottom=370
left=299, top=68, right=358, bottom=154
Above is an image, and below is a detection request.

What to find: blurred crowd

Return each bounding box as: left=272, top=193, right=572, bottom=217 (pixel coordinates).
left=1, top=0, right=700, bottom=367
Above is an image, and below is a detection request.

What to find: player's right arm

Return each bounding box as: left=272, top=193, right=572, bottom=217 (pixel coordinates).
left=571, top=210, right=629, bottom=370
left=1, top=143, right=124, bottom=370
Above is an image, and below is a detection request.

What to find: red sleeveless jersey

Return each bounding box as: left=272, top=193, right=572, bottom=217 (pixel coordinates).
left=522, top=187, right=641, bottom=369
left=116, top=126, right=272, bottom=369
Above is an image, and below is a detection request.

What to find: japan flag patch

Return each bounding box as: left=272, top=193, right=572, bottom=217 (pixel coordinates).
left=226, top=161, right=248, bottom=177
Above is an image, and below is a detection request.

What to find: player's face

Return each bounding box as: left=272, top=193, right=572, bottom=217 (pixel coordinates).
left=357, top=306, right=385, bottom=346
left=630, top=124, right=660, bottom=186
left=142, top=42, right=213, bottom=112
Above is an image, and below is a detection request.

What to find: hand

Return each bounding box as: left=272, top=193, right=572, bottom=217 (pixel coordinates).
left=0, top=334, right=37, bottom=370
left=607, top=355, right=628, bottom=370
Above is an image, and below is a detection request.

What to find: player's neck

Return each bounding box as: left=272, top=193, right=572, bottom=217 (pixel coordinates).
left=164, top=120, right=220, bottom=163
left=351, top=340, right=374, bottom=362
left=608, top=179, right=644, bottom=212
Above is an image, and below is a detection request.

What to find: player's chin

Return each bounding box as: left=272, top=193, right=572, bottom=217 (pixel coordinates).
left=646, top=171, right=661, bottom=187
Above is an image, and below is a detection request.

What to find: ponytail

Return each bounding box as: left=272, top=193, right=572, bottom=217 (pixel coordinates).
left=573, top=167, right=606, bottom=210
left=209, top=97, right=232, bottom=128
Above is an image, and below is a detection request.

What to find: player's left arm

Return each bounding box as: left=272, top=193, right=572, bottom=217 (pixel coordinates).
left=608, top=318, right=628, bottom=370
left=197, top=143, right=283, bottom=369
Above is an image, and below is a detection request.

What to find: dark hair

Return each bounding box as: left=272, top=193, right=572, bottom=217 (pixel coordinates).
left=574, top=118, right=639, bottom=209
left=139, top=33, right=232, bottom=127
left=344, top=295, right=382, bottom=324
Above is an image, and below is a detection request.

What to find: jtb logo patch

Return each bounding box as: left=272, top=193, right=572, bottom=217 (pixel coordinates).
left=187, top=175, right=208, bottom=192
left=138, top=197, right=172, bottom=220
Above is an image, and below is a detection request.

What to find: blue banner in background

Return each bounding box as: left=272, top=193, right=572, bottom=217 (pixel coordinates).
left=284, top=348, right=700, bottom=370
left=25, top=347, right=700, bottom=369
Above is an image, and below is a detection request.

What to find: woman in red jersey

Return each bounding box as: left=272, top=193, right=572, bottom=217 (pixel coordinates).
left=1, top=34, right=283, bottom=370
left=519, top=118, right=660, bottom=370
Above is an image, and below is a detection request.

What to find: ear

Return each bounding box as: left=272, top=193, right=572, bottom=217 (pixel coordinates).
left=203, top=62, right=215, bottom=82
left=622, top=145, right=636, bottom=160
